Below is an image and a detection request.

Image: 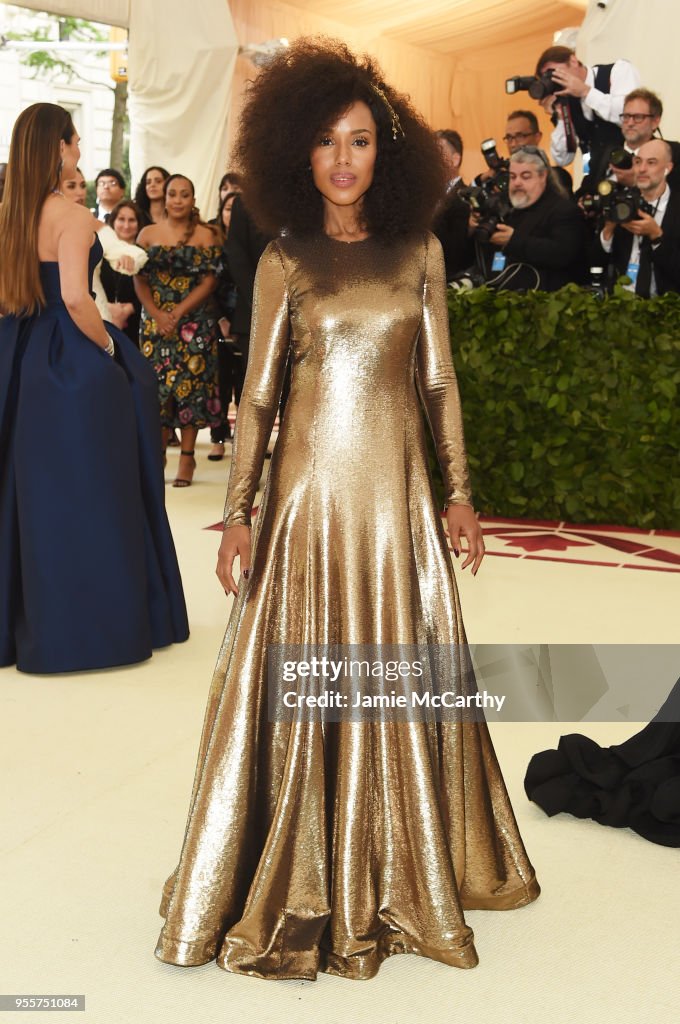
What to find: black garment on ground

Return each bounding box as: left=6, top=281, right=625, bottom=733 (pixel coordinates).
left=525, top=679, right=680, bottom=847
left=482, top=188, right=587, bottom=291
left=100, top=258, right=142, bottom=347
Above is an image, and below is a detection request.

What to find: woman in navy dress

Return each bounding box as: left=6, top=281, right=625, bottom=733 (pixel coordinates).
left=0, top=103, right=189, bottom=674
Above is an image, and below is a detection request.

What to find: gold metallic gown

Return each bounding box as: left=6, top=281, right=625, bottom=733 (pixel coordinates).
left=155, top=232, right=540, bottom=980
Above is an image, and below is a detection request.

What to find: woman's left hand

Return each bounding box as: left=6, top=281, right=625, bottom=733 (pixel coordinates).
left=446, top=504, right=485, bottom=575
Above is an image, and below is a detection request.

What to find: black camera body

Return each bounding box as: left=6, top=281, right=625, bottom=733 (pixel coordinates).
left=458, top=182, right=512, bottom=243
left=581, top=180, right=655, bottom=223
left=506, top=69, right=562, bottom=101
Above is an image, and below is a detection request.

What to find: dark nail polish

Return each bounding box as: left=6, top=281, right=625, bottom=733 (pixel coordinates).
left=454, top=548, right=459, bottom=558
left=243, top=569, right=250, bottom=579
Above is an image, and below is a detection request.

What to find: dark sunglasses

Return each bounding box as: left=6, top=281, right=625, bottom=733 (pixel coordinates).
left=512, top=145, right=550, bottom=169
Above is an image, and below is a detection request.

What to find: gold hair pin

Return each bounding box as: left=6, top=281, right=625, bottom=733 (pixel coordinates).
left=372, top=83, right=405, bottom=141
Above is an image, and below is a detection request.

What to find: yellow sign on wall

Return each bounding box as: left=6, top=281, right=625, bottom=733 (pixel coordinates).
left=109, top=27, right=128, bottom=83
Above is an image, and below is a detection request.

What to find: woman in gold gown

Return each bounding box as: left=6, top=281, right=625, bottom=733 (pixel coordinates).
left=155, top=39, right=540, bottom=981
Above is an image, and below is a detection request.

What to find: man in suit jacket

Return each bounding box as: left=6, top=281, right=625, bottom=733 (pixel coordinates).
left=597, top=139, right=680, bottom=297
left=482, top=147, right=586, bottom=291
left=432, top=129, right=475, bottom=280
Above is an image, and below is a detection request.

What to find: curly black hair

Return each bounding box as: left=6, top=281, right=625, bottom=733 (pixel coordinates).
left=234, top=38, right=447, bottom=239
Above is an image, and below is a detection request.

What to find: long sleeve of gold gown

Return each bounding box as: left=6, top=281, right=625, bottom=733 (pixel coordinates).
left=416, top=235, right=472, bottom=507
left=155, top=231, right=539, bottom=982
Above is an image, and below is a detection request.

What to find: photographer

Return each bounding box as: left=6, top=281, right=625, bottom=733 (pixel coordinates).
left=481, top=147, right=586, bottom=291
left=478, top=111, right=573, bottom=195
left=606, top=89, right=680, bottom=191
left=596, top=140, right=680, bottom=297
left=535, top=46, right=640, bottom=184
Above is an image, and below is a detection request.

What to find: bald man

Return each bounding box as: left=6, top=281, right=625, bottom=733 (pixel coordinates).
left=598, top=139, right=680, bottom=296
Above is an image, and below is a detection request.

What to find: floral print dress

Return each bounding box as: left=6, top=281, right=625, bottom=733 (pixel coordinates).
left=140, top=244, right=222, bottom=429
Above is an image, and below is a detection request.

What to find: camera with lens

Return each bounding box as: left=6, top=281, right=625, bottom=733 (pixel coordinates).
left=506, top=69, right=562, bottom=101
left=458, top=182, right=512, bottom=243
left=581, top=179, right=655, bottom=223
left=608, top=148, right=633, bottom=171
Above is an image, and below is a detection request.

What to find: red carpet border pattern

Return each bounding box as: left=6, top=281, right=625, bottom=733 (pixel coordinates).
left=206, top=510, right=680, bottom=574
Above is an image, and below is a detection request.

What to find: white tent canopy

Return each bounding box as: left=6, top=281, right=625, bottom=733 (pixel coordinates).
left=5, top=0, right=238, bottom=214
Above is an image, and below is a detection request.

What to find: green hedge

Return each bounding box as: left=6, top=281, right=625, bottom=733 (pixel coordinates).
left=432, top=283, right=680, bottom=529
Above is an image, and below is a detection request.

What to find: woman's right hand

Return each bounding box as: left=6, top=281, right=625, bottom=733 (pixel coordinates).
left=216, top=525, right=251, bottom=596
left=109, top=302, right=130, bottom=329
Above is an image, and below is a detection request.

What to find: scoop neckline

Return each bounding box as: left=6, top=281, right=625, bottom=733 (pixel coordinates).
left=322, top=233, right=372, bottom=245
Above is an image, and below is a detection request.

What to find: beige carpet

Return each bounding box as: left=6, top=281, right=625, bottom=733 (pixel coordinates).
left=1, top=432, right=678, bottom=1024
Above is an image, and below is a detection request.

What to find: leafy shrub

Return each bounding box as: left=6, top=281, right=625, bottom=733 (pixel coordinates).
left=429, top=283, right=680, bottom=528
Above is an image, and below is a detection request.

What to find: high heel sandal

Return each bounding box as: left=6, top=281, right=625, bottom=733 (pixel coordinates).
left=173, top=449, right=196, bottom=488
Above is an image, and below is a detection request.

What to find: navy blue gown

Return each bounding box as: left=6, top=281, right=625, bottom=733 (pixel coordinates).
left=0, top=237, right=189, bottom=674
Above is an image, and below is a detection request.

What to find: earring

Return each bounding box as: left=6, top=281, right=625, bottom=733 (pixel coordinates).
left=58, top=159, right=63, bottom=175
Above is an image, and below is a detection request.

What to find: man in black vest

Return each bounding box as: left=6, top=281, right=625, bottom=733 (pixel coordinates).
left=596, top=140, right=680, bottom=297
left=482, top=147, right=586, bottom=291
left=535, top=46, right=641, bottom=187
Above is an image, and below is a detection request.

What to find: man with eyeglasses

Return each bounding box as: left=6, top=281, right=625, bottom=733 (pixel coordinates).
left=474, top=110, right=572, bottom=195
left=498, top=110, right=573, bottom=195
left=535, top=46, right=640, bottom=187
left=596, top=139, right=680, bottom=298
left=482, top=146, right=585, bottom=292
left=607, top=89, right=680, bottom=192
left=94, top=167, right=126, bottom=220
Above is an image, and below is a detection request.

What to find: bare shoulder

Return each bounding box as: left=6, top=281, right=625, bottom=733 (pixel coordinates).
left=194, top=223, right=220, bottom=247
left=136, top=223, right=158, bottom=249
left=38, top=196, right=96, bottom=260
left=43, top=195, right=94, bottom=230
